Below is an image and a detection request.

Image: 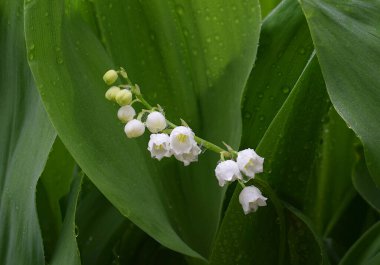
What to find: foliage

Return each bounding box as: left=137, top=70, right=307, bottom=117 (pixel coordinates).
left=0, top=0, right=379, bottom=264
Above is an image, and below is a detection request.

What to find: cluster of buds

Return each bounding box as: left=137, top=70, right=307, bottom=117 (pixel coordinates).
left=103, top=68, right=267, bottom=214
left=103, top=69, right=201, bottom=166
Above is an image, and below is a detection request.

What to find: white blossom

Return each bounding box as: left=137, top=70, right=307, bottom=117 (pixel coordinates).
left=174, top=144, right=201, bottom=166
left=148, top=134, right=172, bottom=160
left=239, top=186, right=267, bottom=214
left=215, top=160, right=242, bottom=187
left=237, top=148, right=264, bottom=178
left=103, top=69, right=118, bottom=85
left=170, top=126, right=197, bottom=155
left=124, top=119, right=145, bottom=138
left=146, top=112, right=167, bottom=133
left=117, top=105, right=136, bottom=123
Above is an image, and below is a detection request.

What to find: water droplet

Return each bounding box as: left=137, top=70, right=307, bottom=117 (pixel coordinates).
left=299, top=48, right=306, bottom=54
left=206, top=37, right=212, bottom=43
left=282, top=87, right=290, bottom=94
left=28, top=53, right=34, bottom=61
left=214, top=35, right=220, bottom=41
left=57, top=58, right=63, bottom=64
left=244, top=112, right=252, bottom=119
left=29, top=43, right=35, bottom=50
left=259, top=115, right=264, bottom=121
left=176, top=5, right=184, bottom=15
left=108, top=3, right=113, bottom=8
left=192, top=50, right=198, bottom=56
left=234, top=19, right=240, bottom=24
left=258, top=93, right=263, bottom=98
left=44, top=12, right=49, bottom=17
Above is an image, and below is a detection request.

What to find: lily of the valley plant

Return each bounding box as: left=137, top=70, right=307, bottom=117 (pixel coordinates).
left=103, top=68, right=267, bottom=214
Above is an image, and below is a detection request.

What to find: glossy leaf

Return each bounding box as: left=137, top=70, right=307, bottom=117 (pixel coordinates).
left=24, top=0, right=261, bottom=258
left=241, top=0, right=314, bottom=149
left=304, top=108, right=357, bottom=235
left=300, top=0, right=380, bottom=185
left=37, top=138, right=76, bottom=259
left=353, top=151, right=380, bottom=212
left=50, top=173, right=83, bottom=265
left=0, top=0, right=56, bottom=264
left=210, top=54, right=330, bottom=264
left=339, top=222, right=380, bottom=265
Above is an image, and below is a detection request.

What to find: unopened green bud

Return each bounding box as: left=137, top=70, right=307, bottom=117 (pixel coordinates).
left=105, top=86, right=120, bottom=101
left=103, top=69, right=118, bottom=85
left=115, top=89, right=133, bottom=106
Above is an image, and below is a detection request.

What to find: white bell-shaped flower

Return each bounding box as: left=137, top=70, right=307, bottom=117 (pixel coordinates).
left=170, top=126, right=197, bottom=155
left=148, top=133, right=172, bottom=160
left=239, top=186, right=267, bottom=214
left=174, top=144, right=201, bottom=166
left=215, top=160, right=242, bottom=187
left=146, top=111, right=167, bottom=133
left=237, top=148, right=264, bottom=178
left=124, top=119, right=145, bottom=138
left=117, top=105, right=136, bottom=123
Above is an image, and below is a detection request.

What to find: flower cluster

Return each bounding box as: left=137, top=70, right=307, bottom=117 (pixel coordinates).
left=103, top=69, right=201, bottom=166
left=103, top=68, right=267, bottom=214
left=215, top=148, right=267, bottom=214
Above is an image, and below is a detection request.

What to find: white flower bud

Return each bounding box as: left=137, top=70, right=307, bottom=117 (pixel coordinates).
left=124, top=119, right=145, bottom=138
left=170, top=126, right=197, bottom=155
left=103, top=69, right=118, bottom=85
left=148, top=133, right=172, bottom=160
left=115, top=89, right=133, bottom=106
left=215, top=160, right=242, bottom=187
left=146, top=111, right=167, bottom=133
left=117, top=105, right=136, bottom=123
left=239, top=186, right=267, bottom=214
left=237, top=148, right=264, bottom=179
left=105, top=86, right=120, bottom=101
left=174, top=144, right=201, bottom=166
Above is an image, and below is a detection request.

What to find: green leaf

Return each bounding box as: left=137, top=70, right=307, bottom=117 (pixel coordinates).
left=339, top=222, right=380, bottom=265
left=50, top=173, right=83, bottom=265
left=37, top=138, right=76, bottom=260
left=0, top=0, right=56, bottom=264
left=210, top=55, right=330, bottom=264
left=24, top=0, right=261, bottom=258
left=299, top=0, right=380, bottom=185
left=241, top=0, right=314, bottom=149
left=259, top=0, right=281, bottom=17
left=353, top=151, right=380, bottom=213
left=304, top=108, right=357, bottom=236
left=285, top=204, right=330, bottom=265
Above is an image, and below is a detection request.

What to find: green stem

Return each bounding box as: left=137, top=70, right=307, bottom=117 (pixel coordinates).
left=123, top=79, right=229, bottom=156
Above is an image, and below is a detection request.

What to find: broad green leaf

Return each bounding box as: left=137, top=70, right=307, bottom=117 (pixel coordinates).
left=25, top=0, right=261, bottom=257
left=353, top=151, right=380, bottom=212
left=50, top=173, right=83, bottom=265
left=76, top=179, right=142, bottom=265
left=37, top=138, right=76, bottom=259
left=304, top=108, right=357, bottom=236
left=259, top=0, right=281, bottom=17
left=210, top=55, right=330, bottom=264
left=241, top=0, right=314, bottom=149
left=285, top=204, right=329, bottom=265
left=300, top=0, right=380, bottom=185
left=339, top=222, right=380, bottom=265
left=0, top=0, right=56, bottom=264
